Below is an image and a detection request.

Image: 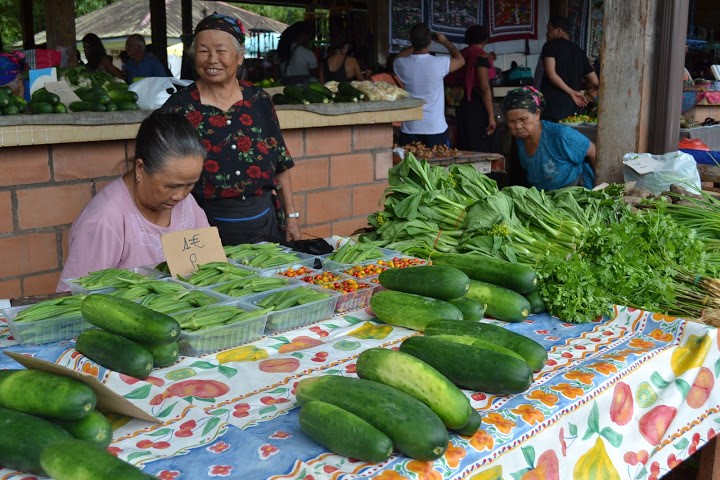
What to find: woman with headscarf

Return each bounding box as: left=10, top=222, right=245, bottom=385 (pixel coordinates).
left=161, top=13, right=302, bottom=245
left=503, top=86, right=596, bottom=191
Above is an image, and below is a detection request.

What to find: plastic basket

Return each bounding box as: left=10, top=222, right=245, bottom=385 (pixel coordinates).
left=209, top=275, right=302, bottom=299
left=176, top=303, right=269, bottom=356
left=234, top=252, right=319, bottom=275
left=239, top=285, right=339, bottom=335
left=2, top=305, right=94, bottom=345
left=312, top=274, right=377, bottom=313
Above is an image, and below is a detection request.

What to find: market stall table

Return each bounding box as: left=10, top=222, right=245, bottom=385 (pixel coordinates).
left=1, top=303, right=718, bottom=479
left=682, top=90, right=720, bottom=122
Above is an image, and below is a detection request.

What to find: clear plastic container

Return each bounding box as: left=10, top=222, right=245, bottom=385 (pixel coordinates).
left=2, top=305, right=94, bottom=345
left=312, top=274, right=378, bottom=314
left=319, top=247, right=399, bottom=266
left=239, top=284, right=339, bottom=335
left=176, top=303, right=269, bottom=356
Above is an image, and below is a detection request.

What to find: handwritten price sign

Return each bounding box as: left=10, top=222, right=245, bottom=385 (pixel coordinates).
left=160, top=227, right=227, bottom=278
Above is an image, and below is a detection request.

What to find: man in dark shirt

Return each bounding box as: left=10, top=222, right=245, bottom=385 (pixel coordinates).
left=539, top=16, right=599, bottom=122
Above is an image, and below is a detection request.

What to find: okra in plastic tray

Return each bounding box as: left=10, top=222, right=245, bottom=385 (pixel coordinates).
left=240, top=285, right=338, bottom=334
left=67, top=267, right=162, bottom=294
left=223, top=242, right=291, bottom=264
left=322, top=241, right=397, bottom=265
left=176, top=262, right=258, bottom=288
left=173, top=303, right=270, bottom=356
left=136, top=288, right=231, bottom=315
left=2, top=295, right=93, bottom=345
left=211, top=275, right=300, bottom=298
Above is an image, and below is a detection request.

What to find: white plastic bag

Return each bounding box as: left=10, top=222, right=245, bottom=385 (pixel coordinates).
left=128, top=77, right=192, bottom=110
left=622, top=151, right=701, bottom=194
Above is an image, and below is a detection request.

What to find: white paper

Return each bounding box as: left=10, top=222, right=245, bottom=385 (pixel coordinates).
left=44, top=81, right=81, bottom=105
left=623, top=154, right=665, bottom=175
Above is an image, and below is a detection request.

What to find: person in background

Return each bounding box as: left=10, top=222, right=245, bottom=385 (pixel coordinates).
left=161, top=13, right=301, bottom=246
left=539, top=16, right=598, bottom=122
left=320, top=40, right=366, bottom=83
left=503, top=87, right=596, bottom=191
left=57, top=112, right=209, bottom=292
left=277, top=21, right=319, bottom=85
left=124, top=34, right=170, bottom=83
left=82, top=33, right=123, bottom=79
left=393, top=23, right=464, bottom=147
left=453, top=24, right=497, bottom=152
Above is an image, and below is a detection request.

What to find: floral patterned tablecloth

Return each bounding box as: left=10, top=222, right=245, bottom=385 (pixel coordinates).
left=1, top=305, right=719, bottom=480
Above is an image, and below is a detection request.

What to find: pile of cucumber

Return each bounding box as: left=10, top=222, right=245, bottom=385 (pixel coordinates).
left=69, top=82, right=139, bottom=112
left=0, top=86, right=28, bottom=115
left=77, top=294, right=183, bottom=378
left=0, top=369, right=151, bottom=478
left=272, top=81, right=365, bottom=105
left=28, top=87, right=68, bottom=114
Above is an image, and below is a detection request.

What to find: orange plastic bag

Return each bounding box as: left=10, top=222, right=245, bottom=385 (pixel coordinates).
left=678, top=138, right=710, bottom=151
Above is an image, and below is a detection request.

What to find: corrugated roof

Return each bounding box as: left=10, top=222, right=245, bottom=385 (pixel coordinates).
left=33, top=0, right=288, bottom=43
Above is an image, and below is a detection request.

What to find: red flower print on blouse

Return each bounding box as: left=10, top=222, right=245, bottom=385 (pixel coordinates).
left=208, top=115, right=228, bottom=128
left=236, top=136, right=252, bottom=152
left=203, top=183, right=216, bottom=198
left=211, top=144, right=222, bottom=153
left=267, top=137, right=278, bottom=147
left=205, top=160, right=220, bottom=173
left=186, top=110, right=203, bottom=128
left=220, top=188, right=237, bottom=198
left=240, top=113, right=253, bottom=126
left=247, top=165, right=262, bottom=178
left=257, top=141, right=269, bottom=155
left=202, top=139, right=212, bottom=152
left=261, top=171, right=270, bottom=180
left=191, top=89, right=201, bottom=100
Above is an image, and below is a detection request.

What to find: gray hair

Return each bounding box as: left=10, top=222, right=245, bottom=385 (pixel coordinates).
left=187, top=34, right=245, bottom=59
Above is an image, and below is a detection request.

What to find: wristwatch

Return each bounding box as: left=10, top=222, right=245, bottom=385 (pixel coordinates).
left=287, top=212, right=300, bottom=218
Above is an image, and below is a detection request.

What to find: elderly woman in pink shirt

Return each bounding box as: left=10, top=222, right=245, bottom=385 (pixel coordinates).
left=57, top=111, right=209, bottom=291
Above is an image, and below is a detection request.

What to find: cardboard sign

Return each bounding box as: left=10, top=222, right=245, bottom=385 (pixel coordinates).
left=623, top=153, right=665, bottom=175
left=4, top=351, right=159, bottom=423
left=44, top=80, right=81, bottom=105
left=28, top=67, right=57, bottom=95
left=160, top=227, right=227, bottom=278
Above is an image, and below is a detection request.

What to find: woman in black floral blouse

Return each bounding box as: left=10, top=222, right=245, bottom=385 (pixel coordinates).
left=162, top=13, right=301, bottom=245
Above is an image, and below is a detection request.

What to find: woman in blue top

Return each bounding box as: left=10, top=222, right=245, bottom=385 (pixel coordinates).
left=503, top=86, right=596, bottom=190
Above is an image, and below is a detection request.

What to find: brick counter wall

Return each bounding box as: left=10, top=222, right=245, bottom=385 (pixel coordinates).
left=0, top=123, right=393, bottom=298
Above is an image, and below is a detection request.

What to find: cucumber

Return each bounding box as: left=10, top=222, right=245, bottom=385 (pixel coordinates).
left=54, top=410, right=113, bottom=448
left=81, top=293, right=181, bottom=344
left=332, top=94, right=359, bottom=103
left=424, top=320, right=548, bottom=371
left=107, top=89, right=138, bottom=103
left=338, top=81, right=364, bottom=99
left=356, top=347, right=471, bottom=429
left=430, top=334, right=526, bottom=361
left=40, top=438, right=147, bottom=480
left=283, top=85, right=307, bottom=104
left=378, top=265, right=470, bottom=300
left=370, top=290, right=463, bottom=331
left=69, top=101, right=106, bottom=112
left=31, top=88, right=60, bottom=105
left=455, top=408, right=482, bottom=437
left=465, top=279, right=530, bottom=322
left=272, top=93, right=290, bottom=105
left=140, top=340, right=180, bottom=367
left=525, top=290, right=547, bottom=313
left=54, top=102, right=68, bottom=113
left=2, top=104, right=19, bottom=115
left=76, top=329, right=154, bottom=379
left=12, top=94, right=28, bottom=112
left=78, top=91, right=111, bottom=104
left=0, top=406, right=72, bottom=474
left=116, top=101, right=140, bottom=111
left=105, top=101, right=118, bottom=112
left=299, top=400, right=393, bottom=463
left=30, top=101, right=54, bottom=114
left=399, top=336, right=533, bottom=394
left=0, top=93, right=9, bottom=107
left=0, top=369, right=96, bottom=420
left=449, top=297, right=486, bottom=321
left=302, top=88, right=330, bottom=104
left=430, top=252, right=538, bottom=294
left=307, top=82, right=335, bottom=98
left=295, top=376, right=448, bottom=460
